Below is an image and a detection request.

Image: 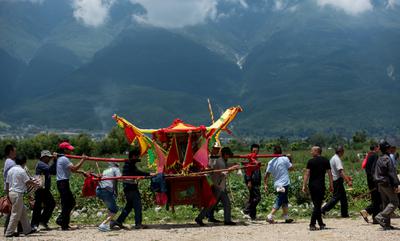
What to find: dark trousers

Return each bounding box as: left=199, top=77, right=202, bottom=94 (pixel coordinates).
left=31, top=188, right=56, bottom=226
left=364, top=179, right=381, bottom=218
left=321, top=178, right=348, bottom=217
left=376, top=183, right=399, bottom=227
left=310, top=188, right=325, bottom=226
left=56, top=180, right=76, bottom=228
left=197, top=188, right=232, bottom=222
left=116, top=187, right=142, bottom=226
left=243, top=185, right=261, bottom=219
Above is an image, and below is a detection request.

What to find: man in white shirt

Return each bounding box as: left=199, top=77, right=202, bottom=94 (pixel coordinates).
left=5, top=156, right=38, bottom=237
left=3, top=144, right=16, bottom=190
left=321, top=146, right=352, bottom=217
left=3, top=144, right=18, bottom=235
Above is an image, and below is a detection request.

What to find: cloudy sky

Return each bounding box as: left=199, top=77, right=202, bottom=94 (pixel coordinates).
left=5, top=0, right=400, bottom=27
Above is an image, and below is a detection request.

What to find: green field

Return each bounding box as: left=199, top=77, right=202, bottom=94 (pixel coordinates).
left=0, top=148, right=380, bottom=226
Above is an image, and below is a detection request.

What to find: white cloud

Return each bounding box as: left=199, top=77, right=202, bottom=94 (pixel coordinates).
left=130, top=0, right=220, bottom=29
left=72, top=0, right=116, bottom=27
left=0, top=0, right=45, bottom=3
left=387, top=0, right=400, bottom=8
left=317, top=0, right=373, bottom=15
left=274, top=0, right=285, bottom=11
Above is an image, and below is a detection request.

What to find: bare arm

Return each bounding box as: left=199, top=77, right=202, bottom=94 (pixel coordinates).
left=339, top=169, right=352, bottom=186
left=5, top=183, right=9, bottom=195
left=327, top=170, right=334, bottom=192
left=302, top=169, right=310, bottom=193
left=264, top=172, right=270, bottom=192
left=69, top=156, right=87, bottom=173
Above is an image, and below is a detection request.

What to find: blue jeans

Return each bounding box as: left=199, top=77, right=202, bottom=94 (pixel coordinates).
left=273, top=185, right=289, bottom=209
left=116, top=187, right=142, bottom=226
left=96, top=188, right=118, bottom=214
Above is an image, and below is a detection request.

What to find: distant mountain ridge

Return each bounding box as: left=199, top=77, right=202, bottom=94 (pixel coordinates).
left=1, top=0, right=400, bottom=136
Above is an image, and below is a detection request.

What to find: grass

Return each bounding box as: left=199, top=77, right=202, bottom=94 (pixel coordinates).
left=0, top=148, right=388, bottom=226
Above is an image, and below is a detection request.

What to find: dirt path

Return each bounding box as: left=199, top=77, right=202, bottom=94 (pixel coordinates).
left=1, top=218, right=399, bottom=241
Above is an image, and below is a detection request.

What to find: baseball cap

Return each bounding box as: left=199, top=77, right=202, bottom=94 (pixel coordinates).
left=59, top=142, right=74, bottom=151
left=40, top=150, right=52, bottom=158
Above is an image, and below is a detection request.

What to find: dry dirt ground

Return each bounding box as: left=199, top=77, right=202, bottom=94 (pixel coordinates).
left=1, top=218, right=399, bottom=241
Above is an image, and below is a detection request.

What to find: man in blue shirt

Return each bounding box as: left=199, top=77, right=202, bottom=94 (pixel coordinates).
left=264, top=146, right=293, bottom=224
left=31, top=150, right=56, bottom=230
left=55, top=142, right=86, bottom=230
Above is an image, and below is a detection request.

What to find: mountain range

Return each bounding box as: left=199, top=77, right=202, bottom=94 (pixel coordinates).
left=1, top=0, right=400, bottom=137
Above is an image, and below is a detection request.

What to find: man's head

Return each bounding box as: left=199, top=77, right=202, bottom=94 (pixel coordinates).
left=15, top=155, right=27, bottom=167
left=59, top=142, right=74, bottom=154
left=389, top=146, right=397, bottom=154
left=379, top=140, right=391, bottom=155
left=250, top=144, right=260, bottom=154
left=40, top=150, right=53, bottom=163
left=128, top=147, right=141, bottom=162
left=221, top=147, right=233, bottom=160
left=211, top=142, right=222, bottom=156
left=4, top=144, right=16, bottom=159
left=370, top=143, right=379, bottom=152
left=335, top=145, right=345, bottom=157
left=311, top=146, right=322, bottom=157
left=273, top=145, right=282, bottom=155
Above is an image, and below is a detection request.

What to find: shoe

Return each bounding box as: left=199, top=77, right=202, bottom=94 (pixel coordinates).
left=372, top=218, right=379, bottom=225
left=266, top=217, right=274, bottom=224
left=360, top=210, right=369, bottom=223
left=98, top=223, right=110, bottom=232
left=382, top=225, right=394, bottom=231
left=5, top=232, right=19, bottom=237
left=374, top=215, right=386, bottom=228
left=39, top=223, right=51, bottom=231
left=319, top=224, right=326, bottom=230
left=208, top=218, right=222, bottom=223
left=309, top=225, right=318, bottom=231
left=224, top=221, right=236, bottom=225
left=25, top=229, right=37, bottom=235
left=341, top=214, right=350, bottom=218
left=110, top=221, right=126, bottom=230
left=134, top=224, right=148, bottom=229
left=285, top=219, right=294, bottom=224
left=195, top=217, right=205, bottom=226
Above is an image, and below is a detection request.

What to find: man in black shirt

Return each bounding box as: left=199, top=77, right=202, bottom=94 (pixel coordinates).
left=374, top=140, right=400, bottom=230
left=31, top=150, right=56, bottom=230
left=242, top=143, right=262, bottom=220
left=302, top=146, right=333, bottom=231
left=111, top=148, right=150, bottom=229
left=360, top=143, right=381, bottom=224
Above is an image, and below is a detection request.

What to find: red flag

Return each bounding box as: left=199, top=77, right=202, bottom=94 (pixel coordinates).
left=182, top=134, right=193, bottom=169
left=193, top=138, right=209, bottom=169
left=166, top=136, right=179, bottom=168
left=154, top=141, right=167, bottom=173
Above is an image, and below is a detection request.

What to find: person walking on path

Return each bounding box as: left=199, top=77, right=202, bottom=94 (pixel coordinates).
left=31, top=150, right=56, bottom=231
left=264, top=145, right=294, bottom=224
left=55, top=142, right=87, bottom=230
left=374, top=140, right=400, bottom=230
left=360, top=143, right=381, bottom=224
left=242, top=143, right=262, bottom=220
left=96, top=162, right=122, bottom=232
left=111, top=148, right=150, bottom=230
left=2, top=144, right=20, bottom=235
left=302, top=146, right=333, bottom=231
left=195, top=147, right=236, bottom=226
left=4, top=155, right=39, bottom=237
left=321, top=146, right=352, bottom=218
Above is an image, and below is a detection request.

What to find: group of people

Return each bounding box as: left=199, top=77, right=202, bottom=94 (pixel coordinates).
left=1, top=139, right=400, bottom=237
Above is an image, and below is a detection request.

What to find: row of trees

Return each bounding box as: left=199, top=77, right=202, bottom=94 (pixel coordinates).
left=0, top=127, right=130, bottom=159
left=1, top=128, right=376, bottom=160
left=227, top=130, right=374, bottom=152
